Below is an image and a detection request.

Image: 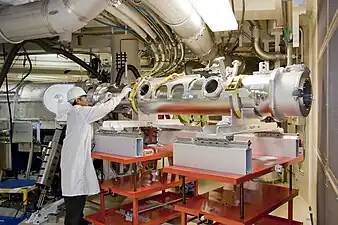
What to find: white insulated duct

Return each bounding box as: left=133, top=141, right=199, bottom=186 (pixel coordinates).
left=111, top=1, right=157, bottom=40
left=0, top=0, right=109, bottom=44
left=108, top=1, right=168, bottom=75
left=106, top=6, right=161, bottom=72
left=143, top=0, right=217, bottom=61
left=106, top=6, right=148, bottom=40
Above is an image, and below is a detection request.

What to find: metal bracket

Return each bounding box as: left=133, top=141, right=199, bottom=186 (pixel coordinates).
left=24, top=199, right=65, bottom=225
left=275, top=164, right=284, bottom=173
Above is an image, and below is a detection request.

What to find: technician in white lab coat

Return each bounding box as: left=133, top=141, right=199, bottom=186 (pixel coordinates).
left=60, top=86, right=131, bottom=225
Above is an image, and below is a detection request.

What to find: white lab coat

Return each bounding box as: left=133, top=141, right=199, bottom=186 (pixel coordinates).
left=60, top=92, right=127, bottom=197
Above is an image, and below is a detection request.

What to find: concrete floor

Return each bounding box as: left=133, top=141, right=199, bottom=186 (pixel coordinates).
left=40, top=180, right=312, bottom=225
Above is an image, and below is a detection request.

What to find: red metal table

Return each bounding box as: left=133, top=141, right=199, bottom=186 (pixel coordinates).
left=163, top=155, right=304, bottom=225
left=87, top=145, right=198, bottom=225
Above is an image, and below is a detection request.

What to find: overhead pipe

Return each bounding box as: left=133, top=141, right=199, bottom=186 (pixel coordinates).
left=250, top=21, right=287, bottom=61
left=139, top=4, right=181, bottom=73
left=135, top=5, right=180, bottom=74
left=112, top=1, right=157, bottom=40
left=282, top=0, right=294, bottom=65
left=168, top=39, right=185, bottom=74
left=132, top=4, right=176, bottom=74
left=111, top=1, right=166, bottom=75
left=143, top=0, right=218, bottom=61
left=106, top=7, right=148, bottom=40
left=105, top=6, right=160, bottom=74
left=0, top=0, right=109, bottom=43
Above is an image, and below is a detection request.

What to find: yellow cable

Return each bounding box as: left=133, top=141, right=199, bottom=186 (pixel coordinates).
left=129, top=73, right=182, bottom=114
left=151, top=73, right=182, bottom=93
left=128, top=77, right=145, bottom=113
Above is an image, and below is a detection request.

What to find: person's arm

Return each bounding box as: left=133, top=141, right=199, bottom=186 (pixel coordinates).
left=79, top=87, right=130, bottom=123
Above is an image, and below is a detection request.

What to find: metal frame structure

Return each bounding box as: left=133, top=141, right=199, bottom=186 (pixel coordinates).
left=165, top=156, right=303, bottom=225
left=86, top=145, right=199, bottom=225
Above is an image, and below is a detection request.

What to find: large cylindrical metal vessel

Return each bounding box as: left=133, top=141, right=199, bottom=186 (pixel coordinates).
left=0, top=64, right=312, bottom=125
left=134, top=64, right=312, bottom=121
left=0, top=82, right=75, bottom=128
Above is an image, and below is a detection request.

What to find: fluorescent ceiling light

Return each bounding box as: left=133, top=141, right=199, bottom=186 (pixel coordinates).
left=189, top=0, right=238, bottom=32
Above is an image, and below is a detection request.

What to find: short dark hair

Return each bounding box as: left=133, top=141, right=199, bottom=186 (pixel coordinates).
left=71, top=95, right=87, bottom=106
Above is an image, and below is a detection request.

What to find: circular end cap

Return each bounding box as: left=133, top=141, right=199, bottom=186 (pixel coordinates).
left=296, top=68, right=312, bottom=117
left=43, top=84, right=75, bottom=114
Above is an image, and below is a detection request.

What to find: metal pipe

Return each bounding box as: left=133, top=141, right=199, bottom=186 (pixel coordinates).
left=168, top=40, right=185, bottom=74
left=113, top=1, right=157, bottom=40
left=299, top=27, right=304, bottom=63
left=287, top=43, right=293, bottom=65
left=285, top=0, right=293, bottom=31
left=106, top=6, right=162, bottom=73
left=232, top=60, right=242, bottom=76
left=282, top=0, right=294, bottom=65
left=137, top=198, right=182, bottom=214
left=111, top=1, right=166, bottom=75
left=138, top=99, right=233, bottom=115
left=106, top=6, right=148, bottom=40
left=134, top=4, right=178, bottom=74
left=143, top=7, right=180, bottom=73
left=0, top=0, right=109, bottom=43
left=144, top=0, right=217, bottom=61
left=251, top=21, right=286, bottom=61
left=25, top=143, right=34, bottom=179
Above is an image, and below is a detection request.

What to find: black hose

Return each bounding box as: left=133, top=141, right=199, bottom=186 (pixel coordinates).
left=0, top=40, right=101, bottom=88
left=89, top=57, right=103, bottom=79
left=0, top=42, right=26, bottom=88
left=115, top=64, right=141, bottom=85
left=30, top=40, right=101, bottom=78
left=2, top=45, right=13, bottom=146
left=5, top=75, right=12, bottom=146
left=9, top=47, right=32, bottom=92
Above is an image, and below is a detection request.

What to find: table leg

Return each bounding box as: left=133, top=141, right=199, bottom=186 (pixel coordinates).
left=288, top=165, right=293, bottom=224
left=182, top=176, right=186, bottom=204
left=168, top=157, right=176, bottom=181
left=133, top=198, right=139, bottom=225
left=162, top=172, right=166, bottom=194
left=194, top=180, right=199, bottom=196
left=100, top=190, right=105, bottom=219
left=181, top=212, right=187, bottom=225
left=240, top=183, right=244, bottom=220
left=133, top=163, right=137, bottom=192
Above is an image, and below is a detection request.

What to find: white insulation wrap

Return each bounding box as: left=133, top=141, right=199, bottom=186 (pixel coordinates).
left=143, top=0, right=217, bottom=61
left=0, top=0, right=109, bottom=43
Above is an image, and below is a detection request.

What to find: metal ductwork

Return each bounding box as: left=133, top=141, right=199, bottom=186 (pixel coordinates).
left=143, top=0, right=218, bottom=61
left=107, top=1, right=167, bottom=75
left=0, top=0, right=110, bottom=44
left=250, top=21, right=286, bottom=61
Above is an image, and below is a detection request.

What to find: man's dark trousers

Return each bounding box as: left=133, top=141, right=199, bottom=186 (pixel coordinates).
left=64, top=195, right=90, bottom=225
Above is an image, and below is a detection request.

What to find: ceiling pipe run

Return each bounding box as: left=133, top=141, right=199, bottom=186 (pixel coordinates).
left=0, top=0, right=110, bottom=44
left=250, top=21, right=286, bottom=61
left=143, top=0, right=218, bottom=62
left=106, top=5, right=162, bottom=75
left=282, top=0, right=294, bottom=65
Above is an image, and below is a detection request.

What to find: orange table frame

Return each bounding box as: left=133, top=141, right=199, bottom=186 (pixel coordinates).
left=164, top=156, right=304, bottom=225
left=88, top=145, right=198, bottom=225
